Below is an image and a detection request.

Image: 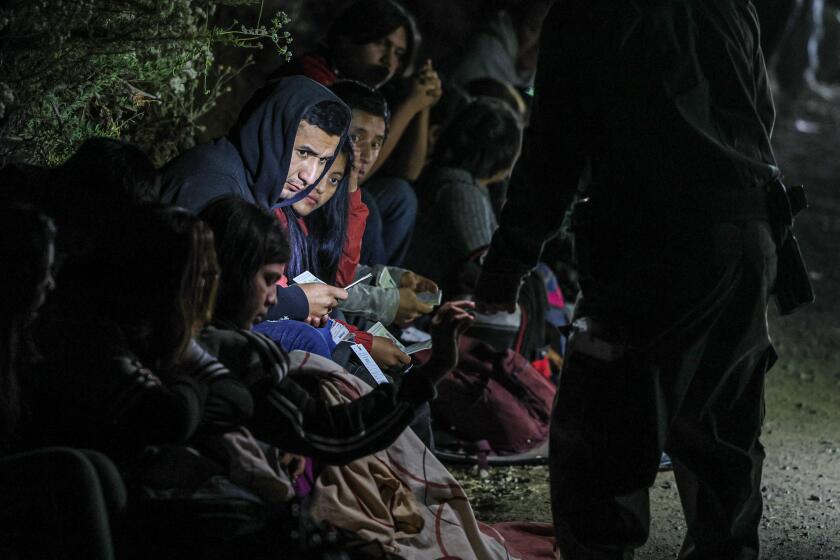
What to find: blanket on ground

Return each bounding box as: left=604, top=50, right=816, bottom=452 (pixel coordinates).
left=288, top=356, right=518, bottom=560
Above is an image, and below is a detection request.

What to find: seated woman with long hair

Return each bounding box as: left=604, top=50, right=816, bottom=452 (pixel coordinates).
left=0, top=203, right=124, bottom=560
left=198, top=195, right=473, bottom=463
left=24, top=205, right=252, bottom=463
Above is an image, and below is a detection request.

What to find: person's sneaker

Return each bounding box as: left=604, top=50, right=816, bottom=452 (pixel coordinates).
left=659, top=452, right=673, bottom=471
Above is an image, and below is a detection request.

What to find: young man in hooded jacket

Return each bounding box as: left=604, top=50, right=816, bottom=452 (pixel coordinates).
left=161, top=76, right=351, bottom=325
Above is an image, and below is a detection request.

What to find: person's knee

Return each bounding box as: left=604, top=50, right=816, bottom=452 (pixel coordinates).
left=253, top=320, right=332, bottom=358
left=79, top=450, right=128, bottom=515
left=362, top=190, right=384, bottom=232
left=392, top=179, right=418, bottom=215
left=28, top=447, right=99, bottom=482
left=373, top=178, right=417, bottom=219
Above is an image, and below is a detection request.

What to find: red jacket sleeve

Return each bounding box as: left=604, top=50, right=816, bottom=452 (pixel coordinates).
left=335, top=189, right=369, bottom=287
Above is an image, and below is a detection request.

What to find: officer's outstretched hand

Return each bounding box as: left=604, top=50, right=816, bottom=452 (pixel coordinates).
left=421, top=300, right=475, bottom=384
left=474, top=272, right=519, bottom=314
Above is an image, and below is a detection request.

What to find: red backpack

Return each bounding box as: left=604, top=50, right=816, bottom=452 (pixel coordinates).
left=431, top=336, right=556, bottom=454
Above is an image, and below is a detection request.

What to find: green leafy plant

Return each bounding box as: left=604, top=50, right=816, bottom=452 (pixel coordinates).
left=0, top=0, right=292, bottom=167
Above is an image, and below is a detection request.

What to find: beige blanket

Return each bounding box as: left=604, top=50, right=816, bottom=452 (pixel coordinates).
left=286, top=351, right=519, bottom=560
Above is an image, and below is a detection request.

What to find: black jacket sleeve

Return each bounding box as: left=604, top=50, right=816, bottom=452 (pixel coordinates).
left=198, top=327, right=435, bottom=465
left=474, top=3, right=587, bottom=307
left=253, top=368, right=434, bottom=464
left=174, top=339, right=254, bottom=434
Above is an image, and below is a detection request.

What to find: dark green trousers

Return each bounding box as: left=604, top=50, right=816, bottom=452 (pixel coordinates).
left=0, top=447, right=126, bottom=560
left=551, top=221, right=778, bottom=560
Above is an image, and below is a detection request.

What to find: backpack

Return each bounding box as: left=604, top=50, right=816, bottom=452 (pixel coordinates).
left=453, top=247, right=551, bottom=363
left=431, top=336, right=555, bottom=455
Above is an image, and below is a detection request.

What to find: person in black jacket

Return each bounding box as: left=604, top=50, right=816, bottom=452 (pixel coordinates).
left=198, top=196, right=473, bottom=464
left=475, top=3, right=784, bottom=558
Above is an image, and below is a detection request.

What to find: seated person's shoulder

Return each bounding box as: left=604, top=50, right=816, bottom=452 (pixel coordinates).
left=427, top=167, right=477, bottom=195
left=199, top=325, right=287, bottom=388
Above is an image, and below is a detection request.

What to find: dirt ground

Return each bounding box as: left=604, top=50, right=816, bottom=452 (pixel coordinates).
left=455, top=92, right=840, bottom=559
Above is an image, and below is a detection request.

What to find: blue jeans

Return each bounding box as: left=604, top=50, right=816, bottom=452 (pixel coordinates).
left=252, top=319, right=336, bottom=358
left=361, top=176, right=418, bottom=267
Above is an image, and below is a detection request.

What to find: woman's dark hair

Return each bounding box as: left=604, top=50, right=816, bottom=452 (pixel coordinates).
left=93, top=204, right=218, bottom=368
left=330, top=79, right=391, bottom=136
left=304, top=140, right=354, bottom=284
left=199, top=197, right=291, bottom=324
left=433, top=97, right=523, bottom=180
left=301, top=100, right=351, bottom=137
left=280, top=140, right=353, bottom=284
left=429, top=85, right=471, bottom=130
left=326, top=0, right=421, bottom=79
left=0, top=203, right=56, bottom=445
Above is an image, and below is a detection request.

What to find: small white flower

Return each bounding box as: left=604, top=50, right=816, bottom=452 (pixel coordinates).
left=169, top=76, right=185, bottom=94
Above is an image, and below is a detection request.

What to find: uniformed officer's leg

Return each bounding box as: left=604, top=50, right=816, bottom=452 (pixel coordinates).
left=666, top=221, right=777, bottom=560
left=550, top=324, right=665, bottom=560
left=668, top=354, right=769, bottom=560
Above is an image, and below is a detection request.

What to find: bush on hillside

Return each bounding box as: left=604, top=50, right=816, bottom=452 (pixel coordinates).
left=0, top=0, right=292, bottom=167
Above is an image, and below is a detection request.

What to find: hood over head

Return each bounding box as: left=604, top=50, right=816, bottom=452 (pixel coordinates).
left=228, top=75, right=350, bottom=209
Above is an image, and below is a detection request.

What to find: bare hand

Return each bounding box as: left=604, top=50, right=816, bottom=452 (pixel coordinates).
left=395, top=287, right=434, bottom=326
left=280, top=453, right=307, bottom=480
left=408, top=59, right=442, bottom=111
left=399, top=270, right=439, bottom=294
left=299, top=283, right=348, bottom=318
left=370, top=336, right=411, bottom=368
left=423, top=300, right=475, bottom=383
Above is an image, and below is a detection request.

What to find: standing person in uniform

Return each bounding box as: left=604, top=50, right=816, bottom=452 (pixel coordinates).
left=475, top=2, right=810, bottom=558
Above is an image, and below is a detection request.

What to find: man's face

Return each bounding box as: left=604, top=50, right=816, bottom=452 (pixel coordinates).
left=349, top=109, right=387, bottom=183
left=240, top=262, right=285, bottom=328
left=337, top=26, right=408, bottom=88
left=280, top=120, right=342, bottom=201
left=292, top=151, right=347, bottom=217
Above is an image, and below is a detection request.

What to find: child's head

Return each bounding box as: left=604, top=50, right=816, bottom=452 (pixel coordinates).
left=199, top=198, right=290, bottom=329
left=433, top=97, right=523, bottom=183
left=428, top=85, right=471, bottom=155
left=463, top=78, right=527, bottom=122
